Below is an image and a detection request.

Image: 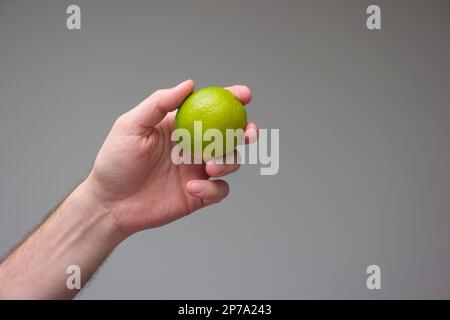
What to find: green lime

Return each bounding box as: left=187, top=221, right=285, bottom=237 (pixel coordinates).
left=174, top=86, right=247, bottom=158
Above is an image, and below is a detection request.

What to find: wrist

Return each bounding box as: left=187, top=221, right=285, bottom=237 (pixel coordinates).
left=68, top=179, right=128, bottom=244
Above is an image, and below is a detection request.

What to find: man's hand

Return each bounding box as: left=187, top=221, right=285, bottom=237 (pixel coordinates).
left=0, top=80, right=257, bottom=299
left=86, top=79, right=257, bottom=235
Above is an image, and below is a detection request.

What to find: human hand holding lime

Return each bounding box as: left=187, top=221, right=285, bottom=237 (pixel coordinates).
left=0, top=80, right=259, bottom=299
left=87, top=80, right=258, bottom=235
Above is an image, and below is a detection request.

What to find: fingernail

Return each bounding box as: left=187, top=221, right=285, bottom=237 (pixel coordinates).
left=189, top=182, right=203, bottom=194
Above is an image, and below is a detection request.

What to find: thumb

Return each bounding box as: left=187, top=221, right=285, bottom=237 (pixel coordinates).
left=127, top=79, right=194, bottom=133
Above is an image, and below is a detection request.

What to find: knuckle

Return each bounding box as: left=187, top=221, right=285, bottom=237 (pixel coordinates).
left=113, top=113, right=137, bottom=132
left=114, top=113, right=129, bottom=127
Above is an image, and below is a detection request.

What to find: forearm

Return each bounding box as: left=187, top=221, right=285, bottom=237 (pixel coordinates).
left=0, top=180, right=126, bottom=299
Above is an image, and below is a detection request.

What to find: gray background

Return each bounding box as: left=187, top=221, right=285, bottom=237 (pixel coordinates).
left=1, top=0, right=450, bottom=299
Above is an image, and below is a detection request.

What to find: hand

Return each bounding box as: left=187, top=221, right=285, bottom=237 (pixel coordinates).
left=85, top=80, right=258, bottom=236
left=0, top=79, right=259, bottom=299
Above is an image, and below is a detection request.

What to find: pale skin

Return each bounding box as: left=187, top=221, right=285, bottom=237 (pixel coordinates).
left=0, top=80, right=258, bottom=299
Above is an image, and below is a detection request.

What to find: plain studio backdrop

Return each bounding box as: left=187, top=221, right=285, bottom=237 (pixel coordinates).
left=1, top=0, right=450, bottom=299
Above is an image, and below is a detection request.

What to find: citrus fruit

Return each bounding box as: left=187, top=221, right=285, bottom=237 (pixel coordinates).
left=174, top=86, right=247, bottom=159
